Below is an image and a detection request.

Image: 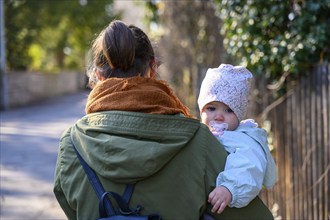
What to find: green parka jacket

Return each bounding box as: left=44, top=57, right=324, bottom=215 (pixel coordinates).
left=53, top=111, right=273, bottom=220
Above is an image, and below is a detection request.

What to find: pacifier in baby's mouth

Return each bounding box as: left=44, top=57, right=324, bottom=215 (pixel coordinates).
left=209, top=121, right=228, bottom=136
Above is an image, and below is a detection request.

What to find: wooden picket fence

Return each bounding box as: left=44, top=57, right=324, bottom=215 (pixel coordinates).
left=259, top=63, right=329, bottom=220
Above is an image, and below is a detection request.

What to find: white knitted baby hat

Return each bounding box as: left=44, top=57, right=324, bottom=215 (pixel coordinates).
left=198, top=64, right=253, bottom=121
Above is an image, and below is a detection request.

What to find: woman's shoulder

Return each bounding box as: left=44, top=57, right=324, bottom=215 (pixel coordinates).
left=81, top=110, right=203, bottom=130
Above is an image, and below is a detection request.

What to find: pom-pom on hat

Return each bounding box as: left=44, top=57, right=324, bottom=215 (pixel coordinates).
left=198, top=64, right=253, bottom=121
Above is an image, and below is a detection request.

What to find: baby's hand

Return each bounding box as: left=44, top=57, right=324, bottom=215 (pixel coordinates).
left=208, top=186, right=232, bottom=214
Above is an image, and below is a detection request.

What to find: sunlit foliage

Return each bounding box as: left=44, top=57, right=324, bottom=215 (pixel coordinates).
left=215, top=0, right=330, bottom=88
left=5, top=0, right=118, bottom=72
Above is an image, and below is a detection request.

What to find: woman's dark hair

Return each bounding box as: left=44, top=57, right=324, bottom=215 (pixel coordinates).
left=87, top=20, right=155, bottom=87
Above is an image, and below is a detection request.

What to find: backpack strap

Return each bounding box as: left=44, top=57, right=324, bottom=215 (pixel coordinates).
left=70, top=134, right=161, bottom=220
left=70, top=134, right=116, bottom=216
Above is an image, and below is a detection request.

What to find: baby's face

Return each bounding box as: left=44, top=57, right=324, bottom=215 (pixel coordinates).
left=200, top=101, right=239, bottom=131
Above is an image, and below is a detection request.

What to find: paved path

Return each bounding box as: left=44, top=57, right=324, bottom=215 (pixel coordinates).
left=0, top=91, right=89, bottom=219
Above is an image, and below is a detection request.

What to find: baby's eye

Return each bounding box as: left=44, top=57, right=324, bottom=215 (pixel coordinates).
left=206, top=106, right=216, bottom=111
left=225, top=108, right=234, bottom=113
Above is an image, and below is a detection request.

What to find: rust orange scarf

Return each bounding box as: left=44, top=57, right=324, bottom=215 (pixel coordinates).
left=85, top=77, right=194, bottom=118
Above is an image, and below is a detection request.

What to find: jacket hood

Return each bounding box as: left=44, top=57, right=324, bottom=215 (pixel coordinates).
left=70, top=111, right=201, bottom=183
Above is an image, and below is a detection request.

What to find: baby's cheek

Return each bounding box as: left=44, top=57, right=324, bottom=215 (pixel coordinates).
left=200, top=112, right=209, bottom=125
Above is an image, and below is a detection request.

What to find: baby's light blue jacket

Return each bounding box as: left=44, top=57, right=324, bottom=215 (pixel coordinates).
left=216, top=120, right=277, bottom=208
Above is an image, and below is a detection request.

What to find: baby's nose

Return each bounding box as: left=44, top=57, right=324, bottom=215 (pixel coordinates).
left=215, top=113, right=224, bottom=121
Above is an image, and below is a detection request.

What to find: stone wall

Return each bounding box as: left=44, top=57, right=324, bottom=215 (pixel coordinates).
left=6, top=71, right=87, bottom=108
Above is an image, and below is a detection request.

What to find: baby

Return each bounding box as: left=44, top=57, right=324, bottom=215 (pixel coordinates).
left=198, top=64, right=277, bottom=214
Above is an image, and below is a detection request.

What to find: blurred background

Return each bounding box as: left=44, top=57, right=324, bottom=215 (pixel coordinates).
left=0, top=0, right=329, bottom=219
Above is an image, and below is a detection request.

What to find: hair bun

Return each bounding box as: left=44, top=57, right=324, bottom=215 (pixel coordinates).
left=103, top=20, right=135, bottom=71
